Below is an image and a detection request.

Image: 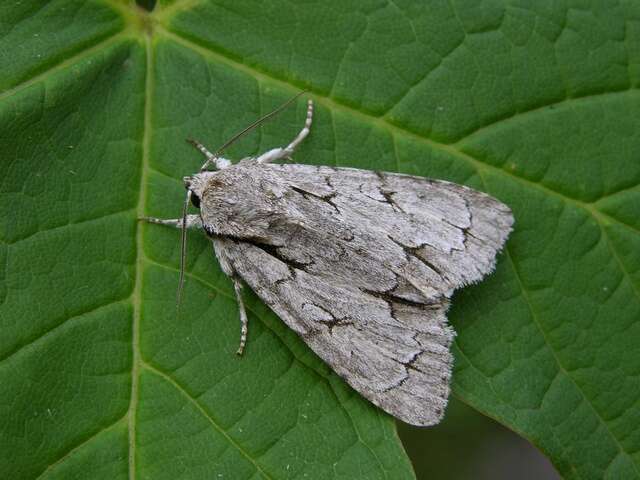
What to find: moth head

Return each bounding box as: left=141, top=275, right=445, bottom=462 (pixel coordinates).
left=184, top=172, right=217, bottom=209
left=189, top=164, right=286, bottom=238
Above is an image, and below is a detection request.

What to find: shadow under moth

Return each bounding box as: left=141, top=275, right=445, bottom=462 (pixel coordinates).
left=143, top=94, right=514, bottom=426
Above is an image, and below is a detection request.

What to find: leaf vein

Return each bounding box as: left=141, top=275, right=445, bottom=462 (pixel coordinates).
left=503, top=245, right=640, bottom=477
left=34, top=415, right=127, bottom=480
left=126, top=32, right=154, bottom=480
left=155, top=26, right=640, bottom=237
left=141, top=361, right=274, bottom=480
left=0, top=297, right=130, bottom=364
left=0, top=32, right=128, bottom=103
left=3, top=208, right=135, bottom=246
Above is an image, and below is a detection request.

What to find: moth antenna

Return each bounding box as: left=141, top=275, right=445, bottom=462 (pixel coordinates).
left=201, top=90, right=308, bottom=171
left=176, top=189, right=191, bottom=308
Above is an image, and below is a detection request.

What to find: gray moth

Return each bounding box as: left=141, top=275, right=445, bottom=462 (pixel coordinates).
left=143, top=95, right=514, bottom=426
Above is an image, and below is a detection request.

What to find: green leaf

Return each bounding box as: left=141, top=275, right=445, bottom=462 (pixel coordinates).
left=1, top=1, right=639, bottom=479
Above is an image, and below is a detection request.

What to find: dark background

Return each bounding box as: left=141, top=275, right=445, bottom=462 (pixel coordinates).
left=398, top=397, right=560, bottom=479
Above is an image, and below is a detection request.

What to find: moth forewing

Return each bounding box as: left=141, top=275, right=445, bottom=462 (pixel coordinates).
left=142, top=96, right=513, bottom=426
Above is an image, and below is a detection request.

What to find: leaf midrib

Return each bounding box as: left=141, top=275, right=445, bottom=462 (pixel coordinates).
left=127, top=31, right=151, bottom=480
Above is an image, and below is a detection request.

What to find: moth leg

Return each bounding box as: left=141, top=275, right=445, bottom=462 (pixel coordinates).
left=186, top=138, right=232, bottom=170
left=140, top=214, right=202, bottom=229
left=231, top=276, right=249, bottom=355
left=211, top=239, right=249, bottom=355
left=255, top=99, right=313, bottom=164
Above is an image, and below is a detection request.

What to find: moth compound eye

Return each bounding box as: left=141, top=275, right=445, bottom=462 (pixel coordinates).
left=190, top=192, right=201, bottom=209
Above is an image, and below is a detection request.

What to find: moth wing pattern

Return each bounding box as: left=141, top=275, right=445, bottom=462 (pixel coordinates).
left=263, top=164, right=514, bottom=296
left=214, top=164, right=513, bottom=426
